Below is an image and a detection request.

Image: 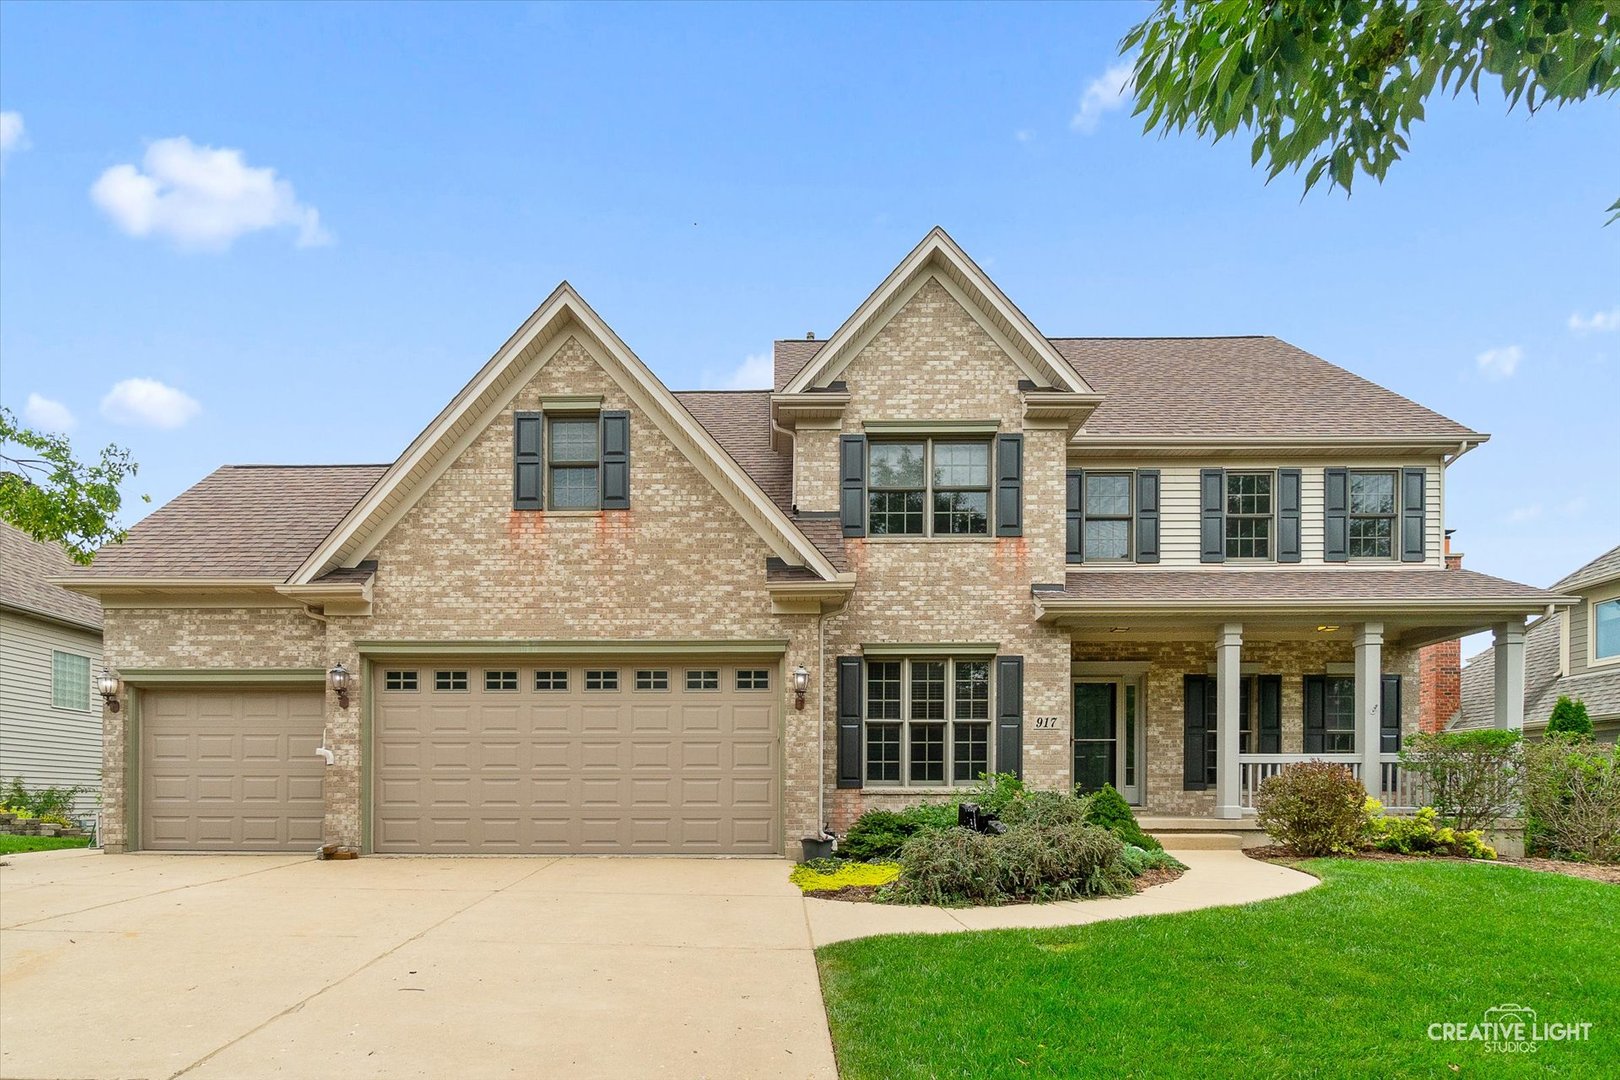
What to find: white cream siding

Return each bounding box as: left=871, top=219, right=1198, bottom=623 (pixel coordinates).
left=0, top=610, right=103, bottom=818
left=1070, top=461, right=1445, bottom=570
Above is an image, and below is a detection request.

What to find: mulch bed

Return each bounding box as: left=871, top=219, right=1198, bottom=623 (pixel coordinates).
left=801, top=865, right=1186, bottom=904
left=1244, top=845, right=1620, bottom=884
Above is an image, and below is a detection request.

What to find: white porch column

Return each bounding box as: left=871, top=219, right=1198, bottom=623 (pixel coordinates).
left=1493, top=618, right=1527, bottom=730
left=1355, top=622, right=1383, bottom=797
left=1215, top=622, right=1243, bottom=819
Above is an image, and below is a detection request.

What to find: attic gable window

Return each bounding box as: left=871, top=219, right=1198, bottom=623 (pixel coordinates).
left=513, top=410, right=630, bottom=512
left=548, top=417, right=600, bottom=509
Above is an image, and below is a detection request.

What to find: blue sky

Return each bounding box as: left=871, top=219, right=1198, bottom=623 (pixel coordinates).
left=2, top=1, right=1616, bottom=605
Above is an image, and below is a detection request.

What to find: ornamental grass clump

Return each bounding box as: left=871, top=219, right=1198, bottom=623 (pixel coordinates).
left=1254, top=760, right=1368, bottom=856
left=887, top=819, right=1131, bottom=906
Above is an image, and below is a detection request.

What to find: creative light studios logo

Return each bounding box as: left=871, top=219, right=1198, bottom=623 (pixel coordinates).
left=1429, top=1003, right=1593, bottom=1054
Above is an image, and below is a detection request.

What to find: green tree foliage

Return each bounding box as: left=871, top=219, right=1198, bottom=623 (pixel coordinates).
left=1123, top=1, right=1620, bottom=219
left=0, top=406, right=145, bottom=564
left=1547, top=695, right=1594, bottom=737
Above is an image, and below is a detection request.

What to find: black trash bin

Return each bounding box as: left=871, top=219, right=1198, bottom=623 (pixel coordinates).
left=800, top=834, right=836, bottom=862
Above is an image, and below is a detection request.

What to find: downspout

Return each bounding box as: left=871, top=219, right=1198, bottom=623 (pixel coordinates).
left=817, top=605, right=828, bottom=838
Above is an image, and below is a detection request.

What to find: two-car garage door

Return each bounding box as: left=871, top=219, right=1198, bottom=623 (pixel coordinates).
left=372, top=658, right=781, bottom=854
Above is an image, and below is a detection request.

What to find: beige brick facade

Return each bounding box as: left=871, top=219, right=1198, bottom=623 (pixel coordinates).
left=93, top=272, right=1444, bottom=855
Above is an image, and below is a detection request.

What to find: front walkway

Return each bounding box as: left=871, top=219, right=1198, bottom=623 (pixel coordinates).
left=1, top=847, right=1315, bottom=1079
left=805, top=848, right=1318, bottom=945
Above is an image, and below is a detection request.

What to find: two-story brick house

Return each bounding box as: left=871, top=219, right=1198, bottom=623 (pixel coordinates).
left=64, top=229, right=1568, bottom=854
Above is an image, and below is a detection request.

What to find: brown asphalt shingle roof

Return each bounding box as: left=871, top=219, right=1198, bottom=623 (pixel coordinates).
left=71, top=465, right=388, bottom=581
left=0, top=523, right=104, bottom=630
left=674, top=391, right=791, bottom=510
left=1553, top=543, right=1620, bottom=593
left=776, top=335, right=1480, bottom=440
left=1038, top=568, right=1560, bottom=604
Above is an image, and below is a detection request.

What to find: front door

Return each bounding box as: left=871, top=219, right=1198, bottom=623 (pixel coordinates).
left=1072, top=679, right=1142, bottom=804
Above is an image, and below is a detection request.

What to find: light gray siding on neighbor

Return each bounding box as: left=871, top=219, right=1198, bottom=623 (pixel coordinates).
left=0, top=610, right=104, bottom=817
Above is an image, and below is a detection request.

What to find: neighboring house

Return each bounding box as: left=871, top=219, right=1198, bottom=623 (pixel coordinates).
left=61, top=229, right=1568, bottom=855
left=0, top=523, right=105, bottom=819
left=1453, top=543, right=1620, bottom=743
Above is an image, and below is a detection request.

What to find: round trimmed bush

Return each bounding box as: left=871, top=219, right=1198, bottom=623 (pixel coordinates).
left=1254, top=760, right=1368, bottom=856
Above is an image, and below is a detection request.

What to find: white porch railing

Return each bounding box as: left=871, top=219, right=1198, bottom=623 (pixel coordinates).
left=1238, top=753, right=1420, bottom=812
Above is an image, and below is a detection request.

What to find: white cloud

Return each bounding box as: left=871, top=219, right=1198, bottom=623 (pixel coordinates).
left=0, top=111, right=26, bottom=170
left=1506, top=504, right=1542, bottom=524
left=1568, top=307, right=1620, bottom=334
left=99, top=378, right=201, bottom=429
left=90, top=136, right=330, bottom=251
left=1475, top=344, right=1522, bottom=381
left=1014, top=129, right=1034, bottom=143
left=1071, top=60, right=1135, bottom=134
left=710, top=353, right=773, bottom=390
left=23, top=392, right=75, bottom=432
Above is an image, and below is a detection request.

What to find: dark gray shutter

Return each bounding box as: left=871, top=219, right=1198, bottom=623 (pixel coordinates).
left=1066, top=470, right=1083, bottom=563
left=1303, top=675, right=1326, bottom=752
left=996, top=434, right=1023, bottom=537
left=1135, top=469, right=1160, bottom=563
left=1277, top=468, right=1302, bottom=563
left=1381, top=675, right=1402, bottom=753
left=1258, top=674, right=1282, bottom=754
left=1200, top=468, right=1226, bottom=563
left=600, top=410, right=630, bottom=510
left=1401, top=468, right=1425, bottom=562
left=513, top=411, right=543, bottom=510
left=1324, top=468, right=1349, bottom=562
left=1183, top=675, right=1209, bottom=790
left=839, top=435, right=866, bottom=537
left=996, top=656, right=1023, bottom=779
left=836, top=656, right=863, bottom=789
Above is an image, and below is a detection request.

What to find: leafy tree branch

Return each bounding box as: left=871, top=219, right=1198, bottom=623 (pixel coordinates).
left=0, top=406, right=146, bottom=564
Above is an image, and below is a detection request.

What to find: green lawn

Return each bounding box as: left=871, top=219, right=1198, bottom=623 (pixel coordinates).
left=0, top=834, right=91, bottom=854
left=817, top=860, right=1620, bottom=1079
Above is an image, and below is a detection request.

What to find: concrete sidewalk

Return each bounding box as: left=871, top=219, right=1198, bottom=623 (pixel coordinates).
left=0, top=850, right=836, bottom=1080
left=804, top=848, right=1318, bottom=946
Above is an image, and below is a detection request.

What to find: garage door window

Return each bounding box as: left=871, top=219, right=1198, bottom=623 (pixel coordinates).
left=484, top=670, right=519, bottom=691
left=535, top=670, right=568, bottom=691
left=435, top=670, right=469, bottom=691
left=384, top=670, right=419, bottom=692
left=686, top=669, right=720, bottom=691
left=736, top=669, right=770, bottom=691
left=865, top=658, right=992, bottom=787
left=635, top=669, right=670, bottom=691
left=586, top=669, right=619, bottom=691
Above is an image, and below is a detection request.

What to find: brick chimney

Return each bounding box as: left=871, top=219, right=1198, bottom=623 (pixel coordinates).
left=1418, top=532, right=1463, bottom=731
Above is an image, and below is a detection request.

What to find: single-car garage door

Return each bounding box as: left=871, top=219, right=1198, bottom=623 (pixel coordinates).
left=141, top=687, right=325, bottom=851
left=372, top=658, right=780, bottom=854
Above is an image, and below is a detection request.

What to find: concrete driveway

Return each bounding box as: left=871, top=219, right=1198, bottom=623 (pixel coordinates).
left=0, top=850, right=836, bottom=1080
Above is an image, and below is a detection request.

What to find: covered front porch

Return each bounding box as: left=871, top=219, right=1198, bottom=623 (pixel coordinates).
left=1035, top=568, right=1568, bottom=821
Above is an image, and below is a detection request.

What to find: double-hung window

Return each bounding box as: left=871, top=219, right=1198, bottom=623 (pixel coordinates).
left=1083, top=473, right=1132, bottom=560
left=867, top=440, right=989, bottom=537
left=548, top=417, right=601, bottom=510
left=864, top=658, right=992, bottom=786
left=1225, top=472, right=1273, bottom=559
left=1347, top=470, right=1397, bottom=559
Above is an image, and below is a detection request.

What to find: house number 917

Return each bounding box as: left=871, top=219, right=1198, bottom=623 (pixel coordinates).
left=1032, top=716, right=1061, bottom=730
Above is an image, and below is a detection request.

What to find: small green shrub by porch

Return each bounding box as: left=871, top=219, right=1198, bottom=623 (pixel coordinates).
left=1254, top=760, right=1366, bottom=856
left=997, top=790, right=1094, bottom=829
left=966, top=772, right=1026, bottom=816
left=1523, top=735, right=1620, bottom=863
left=1363, top=802, right=1495, bottom=859
left=1397, top=729, right=1522, bottom=833
left=1546, top=695, right=1594, bottom=738
left=840, top=803, right=958, bottom=861
left=1119, top=844, right=1185, bottom=875
left=1083, top=783, right=1163, bottom=851
left=888, top=821, right=1131, bottom=906
left=1, top=778, right=84, bottom=823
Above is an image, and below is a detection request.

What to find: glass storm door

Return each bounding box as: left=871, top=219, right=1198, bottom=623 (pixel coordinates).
left=1073, top=680, right=1143, bottom=804
left=1072, top=682, right=1117, bottom=795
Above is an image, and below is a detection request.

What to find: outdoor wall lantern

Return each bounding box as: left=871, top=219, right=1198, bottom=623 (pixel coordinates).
left=792, top=665, right=810, bottom=711
left=328, top=663, right=353, bottom=709
left=96, top=668, right=123, bottom=713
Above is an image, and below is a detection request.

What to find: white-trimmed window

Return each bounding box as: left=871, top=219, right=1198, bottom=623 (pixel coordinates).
left=635, top=669, right=669, bottom=691
left=864, top=658, right=992, bottom=786
left=1082, top=473, right=1132, bottom=560
left=585, top=669, right=619, bottom=691
left=1225, top=472, right=1273, bottom=559
left=51, top=651, right=90, bottom=711
left=685, top=669, right=719, bottom=691
left=434, top=670, right=469, bottom=692
left=736, top=669, right=770, bottom=691
left=867, top=439, right=990, bottom=537
left=384, top=670, right=419, bottom=692
left=484, top=669, right=518, bottom=691
left=534, top=670, right=568, bottom=691
left=1595, top=598, right=1620, bottom=663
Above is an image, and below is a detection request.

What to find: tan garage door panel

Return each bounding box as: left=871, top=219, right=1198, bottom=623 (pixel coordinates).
left=141, top=688, right=325, bottom=851
left=373, top=660, right=781, bottom=854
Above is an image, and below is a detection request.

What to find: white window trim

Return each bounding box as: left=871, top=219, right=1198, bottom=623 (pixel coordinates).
left=1081, top=470, right=1134, bottom=563
left=864, top=657, right=994, bottom=788
left=1224, top=469, right=1277, bottom=563
left=51, top=651, right=91, bottom=712
left=1589, top=586, right=1620, bottom=669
